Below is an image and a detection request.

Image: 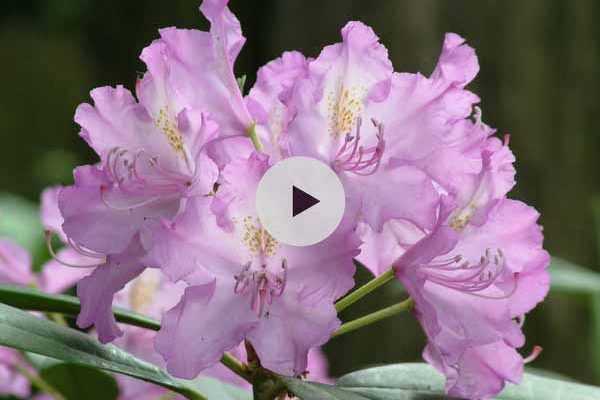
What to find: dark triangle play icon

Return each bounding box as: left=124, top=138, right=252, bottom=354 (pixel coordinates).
left=292, top=185, right=320, bottom=217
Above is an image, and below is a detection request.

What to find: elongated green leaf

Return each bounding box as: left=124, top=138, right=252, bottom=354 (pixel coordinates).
left=0, top=302, right=205, bottom=400
left=0, top=284, right=160, bottom=330
left=26, top=352, right=63, bottom=370
left=1, top=284, right=253, bottom=396
left=550, top=257, right=600, bottom=295
left=40, top=363, right=119, bottom=400
left=337, top=363, right=600, bottom=400
left=28, top=355, right=252, bottom=400
left=280, top=376, right=370, bottom=400
left=26, top=354, right=119, bottom=399
left=191, top=376, right=252, bottom=400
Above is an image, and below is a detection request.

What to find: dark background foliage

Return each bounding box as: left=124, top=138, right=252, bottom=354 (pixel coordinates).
left=1, top=0, right=599, bottom=387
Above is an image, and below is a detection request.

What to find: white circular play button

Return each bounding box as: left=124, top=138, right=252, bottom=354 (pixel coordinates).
left=255, top=156, right=346, bottom=247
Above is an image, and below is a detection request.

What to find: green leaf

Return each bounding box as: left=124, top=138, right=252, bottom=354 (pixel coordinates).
left=40, top=363, right=119, bottom=400
left=1, top=284, right=253, bottom=398
left=280, top=376, right=370, bottom=400
left=336, top=363, right=600, bottom=400
left=0, top=284, right=160, bottom=331
left=190, top=376, right=252, bottom=400
left=25, top=352, right=64, bottom=370
left=550, top=257, right=600, bottom=295
left=0, top=302, right=206, bottom=400
left=0, top=193, right=44, bottom=255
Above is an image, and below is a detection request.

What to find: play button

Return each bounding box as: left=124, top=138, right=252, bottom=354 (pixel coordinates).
left=256, top=157, right=346, bottom=247
left=292, top=186, right=320, bottom=217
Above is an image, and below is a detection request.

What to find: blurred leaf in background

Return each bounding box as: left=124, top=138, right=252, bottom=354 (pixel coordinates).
left=0, top=193, right=45, bottom=268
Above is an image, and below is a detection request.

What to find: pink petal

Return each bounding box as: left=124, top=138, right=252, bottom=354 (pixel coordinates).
left=59, top=165, right=179, bottom=255
left=76, top=240, right=146, bottom=343
left=0, top=238, right=33, bottom=286
left=38, top=248, right=94, bottom=294
left=247, top=292, right=340, bottom=376
left=155, top=279, right=258, bottom=379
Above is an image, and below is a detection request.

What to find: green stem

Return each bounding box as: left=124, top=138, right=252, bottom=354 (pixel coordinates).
left=332, top=298, right=414, bottom=338
left=247, top=123, right=263, bottom=151
left=15, top=362, right=66, bottom=400
left=221, top=352, right=252, bottom=383
left=335, top=268, right=395, bottom=313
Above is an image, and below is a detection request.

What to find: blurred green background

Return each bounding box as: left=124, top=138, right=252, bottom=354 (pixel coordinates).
left=1, top=0, right=600, bottom=388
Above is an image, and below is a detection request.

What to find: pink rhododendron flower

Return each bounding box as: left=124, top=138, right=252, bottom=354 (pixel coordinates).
left=394, top=197, right=549, bottom=399
left=354, top=33, right=492, bottom=276
left=57, top=1, right=266, bottom=257
left=265, top=21, right=440, bottom=233
left=390, top=137, right=548, bottom=398
left=151, top=152, right=358, bottom=378
left=59, top=89, right=218, bottom=256
left=339, top=32, right=548, bottom=399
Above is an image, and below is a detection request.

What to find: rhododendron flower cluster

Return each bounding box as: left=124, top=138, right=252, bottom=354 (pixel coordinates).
left=49, top=0, right=550, bottom=399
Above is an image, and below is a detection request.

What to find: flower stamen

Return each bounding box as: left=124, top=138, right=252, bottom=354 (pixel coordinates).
left=333, top=118, right=385, bottom=176
left=105, top=147, right=193, bottom=194
left=523, top=345, right=543, bottom=364
left=233, top=259, right=288, bottom=317
left=420, top=248, right=517, bottom=299
left=45, top=230, right=105, bottom=268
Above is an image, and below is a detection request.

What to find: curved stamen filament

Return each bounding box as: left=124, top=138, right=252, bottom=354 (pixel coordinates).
left=100, top=186, right=165, bottom=211
left=523, top=345, right=543, bottom=364
left=421, top=249, right=516, bottom=298
left=67, top=237, right=106, bottom=260
left=333, top=118, right=385, bottom=176
left=45, top=230, right=105, bottom=268
left=104, top=147, right=193, bottom=194
left=466, top=273, right=519, bottom=299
